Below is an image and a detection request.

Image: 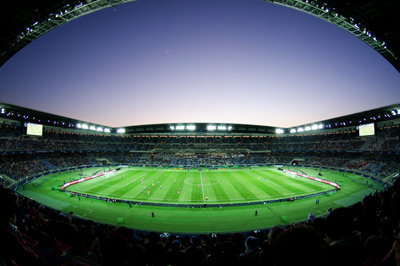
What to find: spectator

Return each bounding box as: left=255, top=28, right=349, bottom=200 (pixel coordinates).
left=238, top=236, right=259, bottom=265
left=324, top=207, right=363, bottom=266
left=272, top=224, right=324, bottom=266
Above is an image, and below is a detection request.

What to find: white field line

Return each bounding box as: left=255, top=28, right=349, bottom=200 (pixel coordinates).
left=200, top=172, right=205, bottom=201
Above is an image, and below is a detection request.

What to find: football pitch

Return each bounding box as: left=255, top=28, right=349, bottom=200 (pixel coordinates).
left=18, top=166, right=383, bottom=234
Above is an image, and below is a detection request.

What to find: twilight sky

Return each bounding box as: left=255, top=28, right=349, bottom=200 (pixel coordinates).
left=0, top=0, right=399, bottom=128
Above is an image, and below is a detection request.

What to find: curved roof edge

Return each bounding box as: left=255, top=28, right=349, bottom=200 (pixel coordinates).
left=1, top=0, right=399, bottom=72
left=1, top=101, right=399, bottom=135
left=0, top=0, right=137, bottom=67
left=262, top=0, right=399, bottom=72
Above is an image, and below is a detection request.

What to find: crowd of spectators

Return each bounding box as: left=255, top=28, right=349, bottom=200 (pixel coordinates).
left=2, top=150, right=399, bottom=182
left=1, top=124, right=400, bottom=265
left=0, top=153, right=99, bottom=181
left=1, top=124, right=400, bottom=153
left=1, top=175, right=400, bottom=265
left=1, top=124, right=399, bottom=182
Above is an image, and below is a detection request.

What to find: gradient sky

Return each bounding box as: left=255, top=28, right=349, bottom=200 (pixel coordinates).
left=1, top=0, right=399, bottom=128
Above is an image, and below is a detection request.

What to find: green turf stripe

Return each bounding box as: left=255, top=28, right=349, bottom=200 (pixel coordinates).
left=163, top=172, right=186, bottom=201
left=225, top=173, right=257, bottom=201
left=255, top=173, right=295, bottom=198
left=208, top=172, right=243, bottom=201
left=238, top=171, right=284, bottom=199
left=207, top=174, right=229, bottom=202
left=190, top=173, right=204, bottom=202
left=227, top=171, right=268, bottom=199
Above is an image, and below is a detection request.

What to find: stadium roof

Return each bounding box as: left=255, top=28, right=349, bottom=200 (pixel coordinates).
left=1, top=0, right=400, bottom=72
left=1, top=101, right=399, bottom=134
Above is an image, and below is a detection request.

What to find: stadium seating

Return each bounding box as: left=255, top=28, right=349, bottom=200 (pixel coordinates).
left=1, top=123, right=400, bottom=265
left=1, top=124, right=400, bottom=182
left=1, top=175, right=399, bottom=265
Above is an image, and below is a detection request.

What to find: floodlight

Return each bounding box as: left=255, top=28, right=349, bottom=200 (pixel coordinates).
left=77, top=123, right=82, bottom=128
left=89, top=125, right=96, bottom=131
left=228, top=126, right=232, bottom=131
left=297, top=127, right=304, bottom=132
left=311, top=125, right=318, bottom=130
left=218, top=125, right=226, bottom=130
left=305, top=126, right=311, bottom=131
left=176, top=125, right=185, bottom=130
left=275, top=129, right=284, bottom=134
left=290, top=129, right=297, bottom=133
left=104, top=128, right=111, bottom=133
left=117, top=128, right=125, bottom=133
left=96, top=127, right=103, bottom=132
left=318, top=124, right=324, bottom=129
left=169, top=126, right=175, bottom=130
left=1, top=108, right=5, bottom=114
left=207, top=125, right=216, bottom=131
left=186, top=125, right=196, bottom=131
left=82, top=124, right=88, bottom=130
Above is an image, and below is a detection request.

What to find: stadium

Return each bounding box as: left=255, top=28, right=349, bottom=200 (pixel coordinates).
left=1, top=1, right=400, bottom=266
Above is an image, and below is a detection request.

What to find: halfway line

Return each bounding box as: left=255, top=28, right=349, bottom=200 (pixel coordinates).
left=200, top=172, right=205, bottom=202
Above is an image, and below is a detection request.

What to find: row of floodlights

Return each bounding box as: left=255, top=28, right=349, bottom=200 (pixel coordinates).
left=276, top=124, right=325, bottom=134
left=1, top=108, right=70, bottom=126
left=391, top=110, right=400, bottom=116
left=303, top=0, right=388, bottom=50
left=169, top=125, right=233, bottom=131
left=1, top=107, right=126, bottom=134
left=2, top=106, right=400, bottom=134
left=76, top=123, right=125, bottom=133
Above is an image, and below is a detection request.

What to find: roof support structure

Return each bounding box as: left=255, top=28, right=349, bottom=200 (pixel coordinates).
left=263, top=0, right=399, bottom=72
left=0, top=0, right=137, bottom=66
left=1, top=0, right=398, bottom=72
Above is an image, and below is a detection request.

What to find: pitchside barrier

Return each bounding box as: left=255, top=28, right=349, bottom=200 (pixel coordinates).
left=281, top=169, right=341, bottom=189
left=61, top=169, right=118, bottom=190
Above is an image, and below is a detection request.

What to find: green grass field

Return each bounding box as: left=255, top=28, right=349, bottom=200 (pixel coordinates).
left=17, top=166, right=384, bottom=234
